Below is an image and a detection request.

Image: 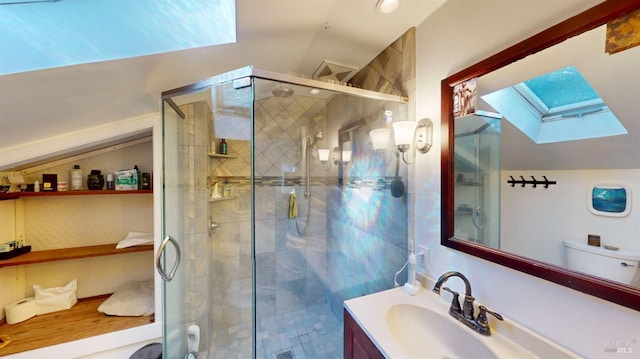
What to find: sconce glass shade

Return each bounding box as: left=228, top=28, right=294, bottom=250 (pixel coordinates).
left=342, top=150, right=352, bottom=163
left=318, top=149, right=331, bottom=162
left=392, top=121, right=418, bottom=152
left=369, top=128, right=389, bottom=150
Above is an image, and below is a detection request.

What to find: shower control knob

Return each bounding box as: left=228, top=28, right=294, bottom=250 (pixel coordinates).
left=209, top=219, right=221, bottom=234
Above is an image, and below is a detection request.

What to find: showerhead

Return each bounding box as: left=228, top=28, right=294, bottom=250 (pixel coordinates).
left=309, top=131, right=323, bottom=146
left=272, top=84, right=294, bottom=98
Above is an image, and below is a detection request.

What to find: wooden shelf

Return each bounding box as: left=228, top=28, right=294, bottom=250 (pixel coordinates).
left=208, top=195, right=238, bottom=202
left=0, top=243, right=154, bottom=268
left=0, top=189, right=152, bottom=201
left=0, top=295, right=154, bottom=356
left=208, top=152, right=236, bottom=159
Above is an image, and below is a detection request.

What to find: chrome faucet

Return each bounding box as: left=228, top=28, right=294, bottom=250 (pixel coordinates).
left=432, top=271, right=503, bottom=336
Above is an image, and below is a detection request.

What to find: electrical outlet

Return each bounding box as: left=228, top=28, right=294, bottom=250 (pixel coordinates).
left=416, top=245, right=429, bottom=271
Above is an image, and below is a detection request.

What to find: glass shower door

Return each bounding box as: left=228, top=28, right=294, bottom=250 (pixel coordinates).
left=454, top=111, right=501, bottom=246
left=160, top=99, right=187, bottom=359
left=160, top=75, right=255, bottom=359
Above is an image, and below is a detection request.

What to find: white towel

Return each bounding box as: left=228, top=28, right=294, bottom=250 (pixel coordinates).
left=116, top=232, right=153, bottom=249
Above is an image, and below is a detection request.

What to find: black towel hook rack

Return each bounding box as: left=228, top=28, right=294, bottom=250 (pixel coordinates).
left=507, top=175, right=557, bottom=188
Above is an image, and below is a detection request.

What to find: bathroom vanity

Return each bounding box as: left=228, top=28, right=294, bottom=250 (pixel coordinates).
left=344, top=285, right=580, bottom=359
left=344, top=308, right=385, bottom=359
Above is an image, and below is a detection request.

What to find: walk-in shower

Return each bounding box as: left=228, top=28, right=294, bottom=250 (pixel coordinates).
left=161, top=66, right=409, bottom=359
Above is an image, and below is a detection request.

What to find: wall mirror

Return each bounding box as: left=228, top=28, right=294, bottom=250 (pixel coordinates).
left=441, top=0, right=640, bottom=311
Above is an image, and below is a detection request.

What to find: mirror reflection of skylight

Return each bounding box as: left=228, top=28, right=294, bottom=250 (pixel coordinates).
left=482, top=66, right=627, bottom=144
left=0, top=0, right=236, bottom=76
left=524, top=66, right=599, bottom=108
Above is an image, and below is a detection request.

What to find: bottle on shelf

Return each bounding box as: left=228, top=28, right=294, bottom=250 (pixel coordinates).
left=106, top=174, right=115, bottom=190
left=134, top=165, right=141, bottom=189
left=70, top=165, right=83, bottom=190
left=141, top=172, right=151, bottom=190
left=219, top=139, right=228, bottom=155
left=223, top=180, right=231, bottom=197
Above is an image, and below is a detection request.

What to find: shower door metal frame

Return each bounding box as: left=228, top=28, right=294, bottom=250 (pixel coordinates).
left=161, top=66, right=408, bottom=104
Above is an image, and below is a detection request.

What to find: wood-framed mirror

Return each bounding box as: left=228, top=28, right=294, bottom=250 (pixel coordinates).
left=441, top=0, right=640, bottom=312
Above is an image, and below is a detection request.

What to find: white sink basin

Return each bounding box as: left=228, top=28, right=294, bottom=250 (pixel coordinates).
left=344, top=286, right=580, bottom=359
left=387, top=304, right=498, bottom=358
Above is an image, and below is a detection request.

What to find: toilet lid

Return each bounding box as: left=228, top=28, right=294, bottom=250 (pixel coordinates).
left=563, top=240, right=640, bottom=261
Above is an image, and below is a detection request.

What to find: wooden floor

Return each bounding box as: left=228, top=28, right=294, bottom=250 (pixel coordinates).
left=0, top=295, right=154, bottom=356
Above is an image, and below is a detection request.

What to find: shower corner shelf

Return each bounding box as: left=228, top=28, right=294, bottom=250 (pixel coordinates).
left=208, top=153, right=237, bottom=159
left=209, top=195, right=239, bottom=202
left=455, top=181, right=482, bottom=187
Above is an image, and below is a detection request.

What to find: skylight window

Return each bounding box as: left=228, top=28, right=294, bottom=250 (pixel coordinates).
left=482, top=66, right=626, bottom=144
left=523, top=66, right=599, bottom=107
left=0, top=0, right=236, bottom=75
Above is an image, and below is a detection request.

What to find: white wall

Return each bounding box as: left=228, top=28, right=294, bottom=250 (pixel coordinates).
left=414, top=0, right=640, bottom=357
left=502, top=169, right=640, bottom=267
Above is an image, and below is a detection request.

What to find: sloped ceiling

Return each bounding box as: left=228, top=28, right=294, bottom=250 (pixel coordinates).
left=0, top=0, right=446, bottom=151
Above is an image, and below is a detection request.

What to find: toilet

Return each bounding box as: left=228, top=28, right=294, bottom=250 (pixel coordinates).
left=563, top=240, right=640, bottom=286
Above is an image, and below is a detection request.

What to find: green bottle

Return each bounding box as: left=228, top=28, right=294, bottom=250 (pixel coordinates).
left=219, top=139, right=228, bottom=155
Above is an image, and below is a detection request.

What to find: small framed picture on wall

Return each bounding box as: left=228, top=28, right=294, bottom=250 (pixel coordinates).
left=453, top=78, right=477, bottom=118
left=588, top=183, right=631, bottom=217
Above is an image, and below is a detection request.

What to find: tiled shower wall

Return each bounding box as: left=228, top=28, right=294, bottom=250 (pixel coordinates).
left=323, top=94, right=409, bottom=318
left=323, top=27, right=416, bottom=317
left=253, top=92, right=330, bottom=319
left=207, top=91, right=331, bottom=357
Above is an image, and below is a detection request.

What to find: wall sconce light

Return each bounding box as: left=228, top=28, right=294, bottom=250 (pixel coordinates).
left=392, top=121, right=417, bottom=153
left=317, top=148, right=333, bottom=170
left=318, top=149, right=331, bottom=162
left=391, top=117, right=433, bottom=163
left=326, top=146, right=351, bottom=166
left=369, top=128, right=389, bottom=150
left=342, top=150, right=352, bottom=163
left=317, top=148, right=351, bottom=169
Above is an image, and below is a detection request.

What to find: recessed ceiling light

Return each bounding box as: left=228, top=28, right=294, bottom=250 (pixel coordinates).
left=309, top=89, right=320, bottom=95
left=375, top=0, right=399, bottom=14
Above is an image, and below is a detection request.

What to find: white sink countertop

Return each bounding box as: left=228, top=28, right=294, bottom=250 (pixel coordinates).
left=344, top=284, right=581, bottom=359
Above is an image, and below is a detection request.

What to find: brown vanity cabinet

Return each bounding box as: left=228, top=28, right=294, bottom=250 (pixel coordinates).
left=344, top=309, right=385, bottom=359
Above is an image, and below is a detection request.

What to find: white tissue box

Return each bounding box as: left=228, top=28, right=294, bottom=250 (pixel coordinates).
left=34, top=278, right=78, bottom=315
left=5, top=297, right=36, bottom=324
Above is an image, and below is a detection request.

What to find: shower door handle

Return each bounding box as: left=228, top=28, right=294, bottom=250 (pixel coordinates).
left=472, top=207, right=487, bottom=230
left=156, top=235, right=181, bottom=282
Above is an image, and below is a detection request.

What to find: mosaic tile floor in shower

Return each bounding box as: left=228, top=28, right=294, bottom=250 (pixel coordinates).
left=209, top=303, right=343, bottom=359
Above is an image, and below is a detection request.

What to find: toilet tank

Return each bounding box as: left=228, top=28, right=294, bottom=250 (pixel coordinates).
left=563, top=240, right=640, bottom=285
